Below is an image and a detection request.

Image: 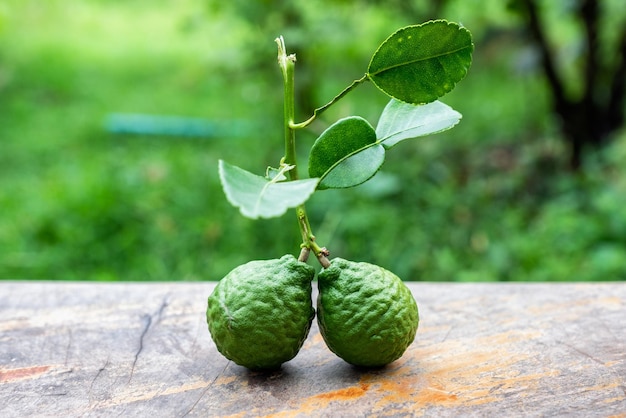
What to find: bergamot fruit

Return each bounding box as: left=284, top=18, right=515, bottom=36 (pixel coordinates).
left=206, top=254, right=315, bottom=370
left=317, top=258, right=419, bottom=367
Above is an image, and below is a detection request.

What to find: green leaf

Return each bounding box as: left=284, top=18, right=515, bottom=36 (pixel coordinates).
left=219, top=160, right=318, bottom=219
left=367, top=20, right=473, bottom=104
left=309, top=116, right=384, bottom=189
left=376, top=99, right=462, bottom=148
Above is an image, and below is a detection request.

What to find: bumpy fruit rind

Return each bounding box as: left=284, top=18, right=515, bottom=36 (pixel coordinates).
left=207, top=254, right=315, bottom=370
left=317, top=258, right=419, bottom=367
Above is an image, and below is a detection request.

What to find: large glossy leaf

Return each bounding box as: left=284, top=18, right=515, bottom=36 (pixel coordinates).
left=368, top=20, right=473, bottom=104
left=308, top=116, right=384, bottom=189
left=219, top=160, right=318, bottom=219
left=376, top=99, right=462, bottom=148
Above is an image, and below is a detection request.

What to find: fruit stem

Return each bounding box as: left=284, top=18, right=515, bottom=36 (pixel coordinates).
left=291, top=74, right=369, bottom=129
left=296, top=206, right=330, bottom=268
left=276, top=36, right=330, bottom=269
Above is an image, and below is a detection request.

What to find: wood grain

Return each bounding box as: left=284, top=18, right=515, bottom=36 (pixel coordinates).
left=0, top=281, right=624, bottom=417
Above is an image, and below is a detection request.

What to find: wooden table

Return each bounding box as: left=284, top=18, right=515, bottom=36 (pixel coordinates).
left=1, top=281, right=624, bottom=417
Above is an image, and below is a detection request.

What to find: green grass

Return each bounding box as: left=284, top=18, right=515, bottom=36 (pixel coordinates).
left=1, top=1, right=625, bottom=281
left=0, top=0, right=267, bottom=280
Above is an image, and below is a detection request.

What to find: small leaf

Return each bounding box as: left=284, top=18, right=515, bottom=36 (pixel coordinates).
left=265, top=166, right=286, bottom=181
left=376, top=99, right=462, bottom=148
left=368, top=20, right=473, bottom=104
left=309, top=116, right=384, bottom=189
left=265, top=163, right=294, bottom=181
left=219, top=160, right=318, bottom=219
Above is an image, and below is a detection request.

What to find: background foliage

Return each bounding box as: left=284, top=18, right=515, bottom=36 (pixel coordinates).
left=1, top=0, right=625, bottom=281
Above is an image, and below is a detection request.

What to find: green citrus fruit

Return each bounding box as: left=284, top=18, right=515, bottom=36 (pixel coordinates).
left=206, top=254, right=315, bottom=370
left=317, top=258, right=419, bottom=367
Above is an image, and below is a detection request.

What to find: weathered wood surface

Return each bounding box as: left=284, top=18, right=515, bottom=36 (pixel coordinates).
left=0, top=282, right=624, bottom=417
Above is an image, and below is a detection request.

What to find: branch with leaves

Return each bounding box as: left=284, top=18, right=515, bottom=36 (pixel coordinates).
left=218, top=20, right=473, bottom=266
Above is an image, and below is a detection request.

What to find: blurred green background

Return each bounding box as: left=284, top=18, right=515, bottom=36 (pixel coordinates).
left=1, top=0, right=626, bottom=281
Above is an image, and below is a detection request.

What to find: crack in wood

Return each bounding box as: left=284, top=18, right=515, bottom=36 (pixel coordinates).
left=559, top=340, right=626, bottom=396
left=559, top=340, right=606, bottom=367
left=181, top=362, right=231, bottom=417
left=128, top=314, right=151, bottom=384
left=88, top=357, right=110, bottom=406
left=440, top=325, right=453, bottom=343
left=128, top=295, right=170, bottom=384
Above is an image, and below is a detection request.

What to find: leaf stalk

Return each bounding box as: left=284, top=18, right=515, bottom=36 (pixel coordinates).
left=291, top=75, right=369, bottom=129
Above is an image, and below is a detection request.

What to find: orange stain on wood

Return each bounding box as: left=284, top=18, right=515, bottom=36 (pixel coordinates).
left=264, top=382, right=371, bottom=417
left=278, top=329, right=553, bottom=416
left=0, top=365, right=51, bottom=382
left=313, top=382, right=370, bottom=401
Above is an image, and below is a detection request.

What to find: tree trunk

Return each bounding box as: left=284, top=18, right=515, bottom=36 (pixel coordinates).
left=519, top=0, right=626, bottom=170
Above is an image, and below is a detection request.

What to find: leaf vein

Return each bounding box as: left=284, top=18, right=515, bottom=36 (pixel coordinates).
left=369, top=44, right=472, bottom=76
